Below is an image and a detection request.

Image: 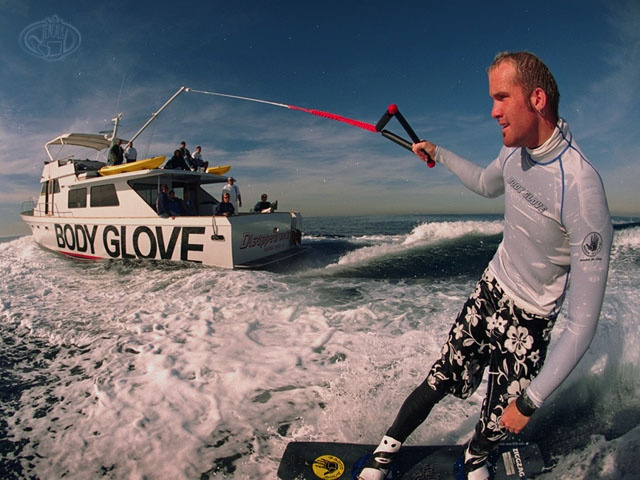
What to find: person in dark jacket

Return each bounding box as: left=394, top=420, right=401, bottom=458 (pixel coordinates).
left=179, top=142, right=194, bottom=170
left=214, top=193, right=235, bottom=216
left=180, top=191, right=197, bottom=215
left=156, top=184, right=171, bottom=218
left=167, top=190, right=183, bottom=216
left=164, top=150, right=188, bottom=170
left=253, top=193, right=272, bottom=213
left=108, top=139, right=124, bottom=165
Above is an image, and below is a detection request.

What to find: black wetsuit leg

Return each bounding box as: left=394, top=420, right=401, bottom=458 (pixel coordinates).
left=386, top=379, right=446, bottom=442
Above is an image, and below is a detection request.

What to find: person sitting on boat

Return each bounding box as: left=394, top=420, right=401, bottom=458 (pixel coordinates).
left=253, top=194, right=272, bottom=213
left=180, top=191, right=198, bottom=215
left=156, top=184, right=171, bottom=218
left=191, top=146, right=209, bottom=172
left=215, top=192, right=235, bottom=216
left=222, top=177, right=242, bottom=213
left=124, top=141, right=137, bottom=163
left=164, top=150, right=189, bottom=170
left=179, top=141, right=194, bottom=170
left=168, top=190, right=183, bottom=216
left=107, top=139, right=124, bottom=166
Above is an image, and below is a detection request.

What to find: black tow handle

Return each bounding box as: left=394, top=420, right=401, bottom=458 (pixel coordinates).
left=375, top=104, right=435, bottom=168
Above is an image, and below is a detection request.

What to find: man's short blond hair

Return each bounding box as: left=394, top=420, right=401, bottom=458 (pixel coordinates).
left=489, top=51, right=560, bottom=120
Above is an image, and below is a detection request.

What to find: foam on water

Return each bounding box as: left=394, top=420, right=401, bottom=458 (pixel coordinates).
left=333, top=219, right=503, bottom=266
left=1, top=220, right=639, bottom=479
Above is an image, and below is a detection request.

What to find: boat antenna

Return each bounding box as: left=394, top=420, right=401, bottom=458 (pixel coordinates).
left=107, top=75, right=127, bottom=148
left=109, top=113, right=122, bottom=147
left=115, top=74, right=126, bottom=116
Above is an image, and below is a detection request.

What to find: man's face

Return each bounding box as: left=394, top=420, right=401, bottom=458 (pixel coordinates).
left=223, top=194, right=230, bottom=202
left=489, top=61, right=539, bottom=148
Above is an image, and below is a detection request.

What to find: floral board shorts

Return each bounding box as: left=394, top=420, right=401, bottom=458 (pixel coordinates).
left=426, top=269, right=557, bottom=442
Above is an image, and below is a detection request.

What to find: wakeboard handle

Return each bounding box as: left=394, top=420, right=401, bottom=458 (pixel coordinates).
left=375, top=104, right=436, bottom=168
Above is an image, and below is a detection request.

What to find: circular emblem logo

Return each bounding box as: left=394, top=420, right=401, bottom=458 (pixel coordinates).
left=312, top=454, right=345, bottom=479
left=581, top=232, right=603, bottom=257
left=19, top=15, right=82, bottom=61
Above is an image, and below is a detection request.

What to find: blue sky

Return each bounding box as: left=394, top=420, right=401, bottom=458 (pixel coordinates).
left=2, top=0, right=639, bottom=236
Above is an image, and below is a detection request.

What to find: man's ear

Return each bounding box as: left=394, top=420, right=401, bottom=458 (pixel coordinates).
left=530, top=87, right=547, bottom=114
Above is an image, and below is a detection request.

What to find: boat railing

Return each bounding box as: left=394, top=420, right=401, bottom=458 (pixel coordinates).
left=26, top=202, right=73, bottom=218
left=20, top=200, right=36, bottom=215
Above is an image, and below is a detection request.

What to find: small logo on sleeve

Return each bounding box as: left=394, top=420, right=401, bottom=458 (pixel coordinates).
left=581, top=232, right=603, bottom=257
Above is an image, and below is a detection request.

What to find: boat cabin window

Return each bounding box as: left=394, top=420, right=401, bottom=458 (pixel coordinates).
left=68, top=188, right=87, bottom=208
left=128, top=179, right=218, bottom=215
left=40, top=179, right=60, bottom=195
left=90, top=184, right=119, bottom=207
left=130, top=182, right=156, bottom=208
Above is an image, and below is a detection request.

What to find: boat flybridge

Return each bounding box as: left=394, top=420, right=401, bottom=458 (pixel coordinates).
left=20, top=88, right=303, bottom=269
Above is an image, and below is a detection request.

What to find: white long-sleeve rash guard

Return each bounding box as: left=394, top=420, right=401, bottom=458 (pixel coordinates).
left=435, top=119, right=613, bottom=407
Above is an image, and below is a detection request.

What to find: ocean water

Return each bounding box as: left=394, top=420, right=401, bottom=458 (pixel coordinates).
left=1, top=214, right=639, bottom=480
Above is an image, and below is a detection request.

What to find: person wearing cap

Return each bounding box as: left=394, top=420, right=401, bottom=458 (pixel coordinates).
left=221, top=177, right=242, bottom=213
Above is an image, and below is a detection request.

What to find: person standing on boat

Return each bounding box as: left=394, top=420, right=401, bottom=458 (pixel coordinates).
left=191, top=146, right=209, bottom=172
left=358, top=51, right=613, bottom=480
left=215, top=192, right=235, bottom=216
left=222, top=177, right=242, bottom=213
left=107, top=139, right=124, bottom=166
left=124, top=142, right=137, bottom=163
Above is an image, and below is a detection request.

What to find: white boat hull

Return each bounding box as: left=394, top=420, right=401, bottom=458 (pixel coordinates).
left=21, top=212, right=302, bottom=269
left=23, top=97, right=305, bottom=270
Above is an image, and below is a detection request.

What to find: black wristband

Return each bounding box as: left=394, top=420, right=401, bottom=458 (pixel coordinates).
left=515, top=392, right=537, bottom=417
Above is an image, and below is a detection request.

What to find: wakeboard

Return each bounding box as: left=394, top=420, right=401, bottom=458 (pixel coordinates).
left=277, top=441, right=545, bottom=479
